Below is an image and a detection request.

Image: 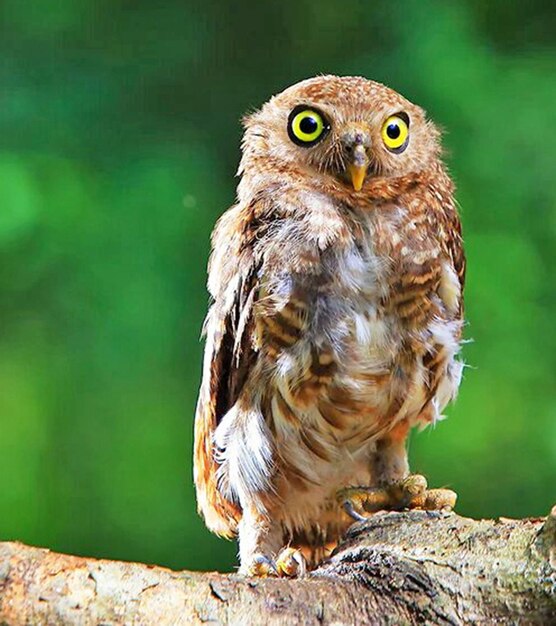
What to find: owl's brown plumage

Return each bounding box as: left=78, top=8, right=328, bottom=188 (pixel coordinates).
left=194, top=75, right=465, bottom=575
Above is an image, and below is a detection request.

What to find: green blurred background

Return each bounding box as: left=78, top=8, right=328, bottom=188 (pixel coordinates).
left=0, top=0, right=554, bottom=573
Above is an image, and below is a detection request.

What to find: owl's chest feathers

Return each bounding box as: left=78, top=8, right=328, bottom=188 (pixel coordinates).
left=259, top=197, right=455, bottom=445
left=266, top=197, right=435, bottom=351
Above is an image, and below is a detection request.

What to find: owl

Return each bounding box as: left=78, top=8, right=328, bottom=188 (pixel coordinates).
left=194, top=75, right=465, bottom=577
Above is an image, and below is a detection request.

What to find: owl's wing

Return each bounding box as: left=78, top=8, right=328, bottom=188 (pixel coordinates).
left=444, top=199, right=466, bottom=297
left=438, top=196, right=466, bottom=317
left=419, top=190, right=466, bottom=419
left=193, top=204, right=260, bottom=537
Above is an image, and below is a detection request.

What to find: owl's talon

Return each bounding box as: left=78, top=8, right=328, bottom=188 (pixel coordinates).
left=243, top=553, right=278, bottom=577
left=342, top=498, right=370, bottom=522
left=241, top=549, right=307, bottom=578
left=276, top=547, right=307, bottom=578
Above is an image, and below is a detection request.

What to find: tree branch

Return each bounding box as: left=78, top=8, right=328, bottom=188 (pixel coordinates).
left=1, top=508, right=555, bottom=625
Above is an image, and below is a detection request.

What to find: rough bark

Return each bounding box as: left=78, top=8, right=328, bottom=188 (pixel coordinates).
left=1, top=508, right=555, bottom=625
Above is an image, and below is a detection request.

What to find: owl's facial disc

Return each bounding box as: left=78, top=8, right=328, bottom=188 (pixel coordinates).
left=341, top=126, right=371, bottom=191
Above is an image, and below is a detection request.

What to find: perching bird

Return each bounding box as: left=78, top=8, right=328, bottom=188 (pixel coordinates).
left=194, top=75, right=465, bottom=577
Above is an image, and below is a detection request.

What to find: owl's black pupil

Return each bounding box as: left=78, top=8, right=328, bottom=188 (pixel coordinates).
left=387, top=123, right=401, bottom=139
left=299, top=115, right=318, bottom=135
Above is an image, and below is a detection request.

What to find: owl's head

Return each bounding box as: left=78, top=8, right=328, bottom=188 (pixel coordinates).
left=240, top=75, right=441, bottom=194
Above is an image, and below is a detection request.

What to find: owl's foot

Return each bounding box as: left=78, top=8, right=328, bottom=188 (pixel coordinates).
left=243, top=553, right=277, bottom=577
left=337, top=474, right=457, bottom=521
left=275, top=547, right=307, bottom=577
left=241, top=548, right=307, bottom=578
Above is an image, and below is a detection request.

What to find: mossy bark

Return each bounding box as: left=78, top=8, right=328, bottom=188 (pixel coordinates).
left=1, top=508, right=555, bottom=625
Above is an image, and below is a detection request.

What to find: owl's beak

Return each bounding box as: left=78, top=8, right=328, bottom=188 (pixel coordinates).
left=347, top=144, right=370, bottom=192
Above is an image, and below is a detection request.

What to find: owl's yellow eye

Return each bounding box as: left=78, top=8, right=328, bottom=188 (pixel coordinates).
left=288, top=106, right=329, bottom=146
left=381, top=114, right=409, bottom=152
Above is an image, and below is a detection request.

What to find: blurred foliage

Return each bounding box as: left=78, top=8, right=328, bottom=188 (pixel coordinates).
left=0, top=0, right=554, bottom=573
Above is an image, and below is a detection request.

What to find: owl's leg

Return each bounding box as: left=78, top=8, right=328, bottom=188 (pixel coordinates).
left=338, top=421, right=457, bottom=519
left=237, top=507, right=283, bottom=576
left=237, top=507, right=306, bottom=577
